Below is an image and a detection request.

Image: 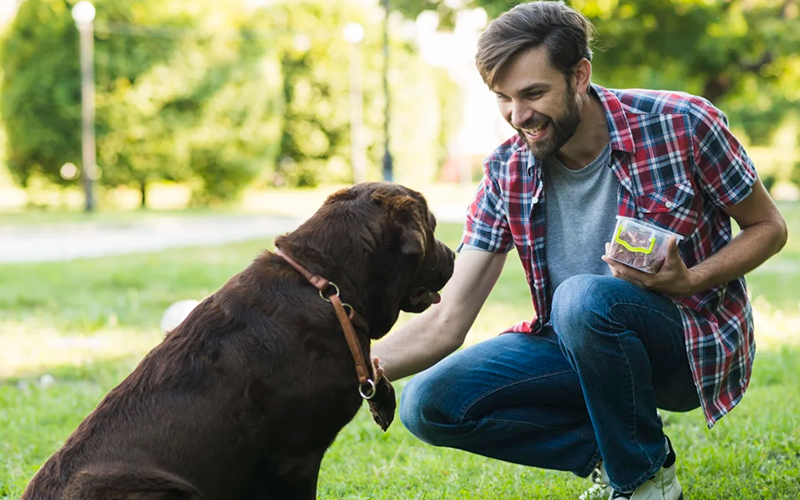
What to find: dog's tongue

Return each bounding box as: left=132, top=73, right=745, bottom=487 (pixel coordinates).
left=410, top=288, right=442, bottom=307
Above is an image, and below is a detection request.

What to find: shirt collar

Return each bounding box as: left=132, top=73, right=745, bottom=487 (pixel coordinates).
left=593, top=83, right=636, bottom=154
left=525, top=83, right=636, bottom=177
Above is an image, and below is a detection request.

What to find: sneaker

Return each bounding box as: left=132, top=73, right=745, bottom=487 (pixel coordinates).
left=608, top=461, right=683, bottom=499
left=608, top=436, right=682, bottom=500
left=578, top=461, right=609, bottom=500
left=581, top=434, right=681, bottom=500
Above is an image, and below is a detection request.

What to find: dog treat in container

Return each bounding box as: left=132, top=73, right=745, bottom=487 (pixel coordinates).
left=606, top=216, right=683, bottom=274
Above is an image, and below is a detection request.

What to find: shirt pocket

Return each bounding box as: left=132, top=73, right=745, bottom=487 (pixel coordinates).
left=635, top=181, right=698, bottom=237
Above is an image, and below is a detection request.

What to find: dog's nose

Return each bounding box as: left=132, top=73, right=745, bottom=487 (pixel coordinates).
left=436, top=242, right=455, bottom=281
left=436, top=239, right=454, bottom=257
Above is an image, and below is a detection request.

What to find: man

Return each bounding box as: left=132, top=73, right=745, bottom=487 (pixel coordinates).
left=371, top=1, right=788, bottom=499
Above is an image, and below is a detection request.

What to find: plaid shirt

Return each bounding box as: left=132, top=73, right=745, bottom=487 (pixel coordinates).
left=462, top=84, right=757, bottom=428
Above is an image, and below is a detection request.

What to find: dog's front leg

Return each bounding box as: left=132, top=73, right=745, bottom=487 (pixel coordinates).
left=263, top=451, right=324, bottom=500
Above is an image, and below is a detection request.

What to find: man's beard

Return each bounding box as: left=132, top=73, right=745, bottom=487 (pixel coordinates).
left=518, top=86, right=581, bottom=159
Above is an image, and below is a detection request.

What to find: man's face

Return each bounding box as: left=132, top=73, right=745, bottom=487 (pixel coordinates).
left=493, top=46, right=581, bottom=159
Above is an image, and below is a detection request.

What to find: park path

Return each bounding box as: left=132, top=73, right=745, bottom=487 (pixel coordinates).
left=0, top=204, right=466, bottom=263
left=0, top=214, right=302, bottom=263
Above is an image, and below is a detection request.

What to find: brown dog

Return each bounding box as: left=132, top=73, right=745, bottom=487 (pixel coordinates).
left=21, top=182, right=455, bottom=500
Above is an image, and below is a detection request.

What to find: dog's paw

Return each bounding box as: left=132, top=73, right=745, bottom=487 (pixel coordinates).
left=367, top=378, right=396, bottom=431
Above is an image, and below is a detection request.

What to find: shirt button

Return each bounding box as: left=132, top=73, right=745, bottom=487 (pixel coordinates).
left=532, top=196, right=539, bottom=204
left=665, top=201, right=673, bottom=208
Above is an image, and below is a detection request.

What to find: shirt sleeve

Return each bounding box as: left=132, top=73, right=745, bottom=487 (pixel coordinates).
left=458, top=159, right=514, bottom=254
left=690, top=98, right=758, bottom=209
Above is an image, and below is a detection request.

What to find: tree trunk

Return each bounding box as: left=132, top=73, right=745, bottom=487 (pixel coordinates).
left=139, top=181, right=147, bottom=209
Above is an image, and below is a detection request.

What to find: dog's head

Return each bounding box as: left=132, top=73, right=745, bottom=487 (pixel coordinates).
left=279, top=182, right=455, bottom=338
left=363, top=183, right=455, bottom=315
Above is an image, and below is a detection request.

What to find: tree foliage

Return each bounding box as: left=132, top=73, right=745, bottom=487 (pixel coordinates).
left=0, top=0, right=460, bottom=202
left=1, top=0, right=82, bottom=188
left=266, top=0, right=460, bottom=187
left=0, top=0, right=281, bottom=205
left=395, top=0, right=800, bottom=145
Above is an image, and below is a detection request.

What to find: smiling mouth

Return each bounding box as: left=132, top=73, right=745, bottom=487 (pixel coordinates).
left=522, top=121, right=549, bottom=141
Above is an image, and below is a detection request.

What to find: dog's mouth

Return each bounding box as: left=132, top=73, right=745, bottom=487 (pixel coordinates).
left=400, top=239, right=454, bottom=313
left=413, top=288, right=441, bottom=306
left=400, top=287, right=441, bottom=313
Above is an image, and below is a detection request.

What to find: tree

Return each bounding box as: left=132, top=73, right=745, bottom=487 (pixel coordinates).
left=265, top=0, right=462, bottom=187
left=0, top=0, right=282, bottom=206
left=0, top=0, right=84, bottom=188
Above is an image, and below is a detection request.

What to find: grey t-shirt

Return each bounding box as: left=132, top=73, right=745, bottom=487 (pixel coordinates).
left=544, top=143, right=618, bottom=295
left=461, top=143, right=620, bottom=297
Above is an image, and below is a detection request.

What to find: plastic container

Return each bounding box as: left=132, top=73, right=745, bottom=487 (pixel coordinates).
left=606, top=216, right=683, bottom=274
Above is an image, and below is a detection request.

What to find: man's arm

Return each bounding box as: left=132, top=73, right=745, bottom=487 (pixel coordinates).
left=603, top=178, right=787, bottom=297
left=686, top=178, right=787, bottom=291
left=372, top=249, right=508, bottom=381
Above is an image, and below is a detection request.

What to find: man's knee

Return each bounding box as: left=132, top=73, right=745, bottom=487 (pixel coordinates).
left=551, top=275, right=621, bottom=350
left=399, top=371, right=463, bottom=447
left=398, top=375, right=428, bottom=439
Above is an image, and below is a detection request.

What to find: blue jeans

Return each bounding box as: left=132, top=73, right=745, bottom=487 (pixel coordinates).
left=399, top=275, right=699, bottom=492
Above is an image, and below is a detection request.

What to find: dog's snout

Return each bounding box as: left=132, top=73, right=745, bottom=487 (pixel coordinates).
left=434, top=239, right=455, bottom=284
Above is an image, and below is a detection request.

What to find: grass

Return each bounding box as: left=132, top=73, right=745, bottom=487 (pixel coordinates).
left=2, top=206, right=800, bottom=499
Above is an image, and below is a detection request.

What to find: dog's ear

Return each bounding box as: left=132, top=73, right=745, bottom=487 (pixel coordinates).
left=400, top=223, right=425, bottom=256
left=393, top=197, right=426, bottom=257
left=372, top=191, right=426, bottom=256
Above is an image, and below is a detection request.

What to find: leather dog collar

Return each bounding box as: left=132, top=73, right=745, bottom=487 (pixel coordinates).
left=273, top=247, right=376, bottom=400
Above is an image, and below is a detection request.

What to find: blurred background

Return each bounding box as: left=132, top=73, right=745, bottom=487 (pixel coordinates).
left=1, top=0, right=798, bottom=214
left=2, top=2, right=800, bottom=498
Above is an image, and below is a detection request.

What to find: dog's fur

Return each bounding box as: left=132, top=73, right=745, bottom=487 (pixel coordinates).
left=21, top=182, right=455, bottom=500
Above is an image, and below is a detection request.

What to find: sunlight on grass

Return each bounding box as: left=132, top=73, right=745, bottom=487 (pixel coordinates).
left=0, top=182, right=477, bottom=222
left=2, top=296, right=796, bottom=383
left=0, top=181, right=191, bottom=212
left=0, top=322, right=163, bottom=380
left=751, top=298, right=800, bottom=348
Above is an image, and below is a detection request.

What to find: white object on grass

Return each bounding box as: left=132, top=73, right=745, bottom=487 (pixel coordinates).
left=160, top=299, right=200, bottom=333
left=39, top=374, right=55, bottom=388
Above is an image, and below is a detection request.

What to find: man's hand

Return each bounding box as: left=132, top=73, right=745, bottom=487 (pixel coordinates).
left=372, top=357, right=385, bottom=384
left=602, top=236, right=700, bottom=297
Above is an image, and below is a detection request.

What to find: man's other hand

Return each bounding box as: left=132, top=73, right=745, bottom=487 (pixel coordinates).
left=602, top=237, right=699, bottom=297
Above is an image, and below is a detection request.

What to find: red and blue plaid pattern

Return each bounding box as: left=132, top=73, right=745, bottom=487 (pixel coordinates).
left=462, top=85, right=757, bottom=428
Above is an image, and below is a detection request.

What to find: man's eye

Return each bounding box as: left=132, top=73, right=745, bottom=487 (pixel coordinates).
left=495, top=94, right=509, bottom=100
left=525, top=92, right=543, bottom=99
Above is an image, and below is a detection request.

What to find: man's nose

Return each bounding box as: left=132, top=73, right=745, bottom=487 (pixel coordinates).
left=511, top=101, right=533, bottom=129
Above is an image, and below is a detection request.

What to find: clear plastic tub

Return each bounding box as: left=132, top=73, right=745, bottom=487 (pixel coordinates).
left=606, top=216, right=683, bottom=274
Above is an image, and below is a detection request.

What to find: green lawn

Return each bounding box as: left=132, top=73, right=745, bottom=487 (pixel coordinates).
left=2, top=208, right=800, bottom=499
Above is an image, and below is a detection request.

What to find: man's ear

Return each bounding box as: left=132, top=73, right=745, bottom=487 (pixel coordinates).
left=573, top=58, right=592, bottom=95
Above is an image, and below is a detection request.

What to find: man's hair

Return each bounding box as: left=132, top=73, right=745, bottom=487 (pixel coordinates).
left=476, top=1, right=595, bottom=88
